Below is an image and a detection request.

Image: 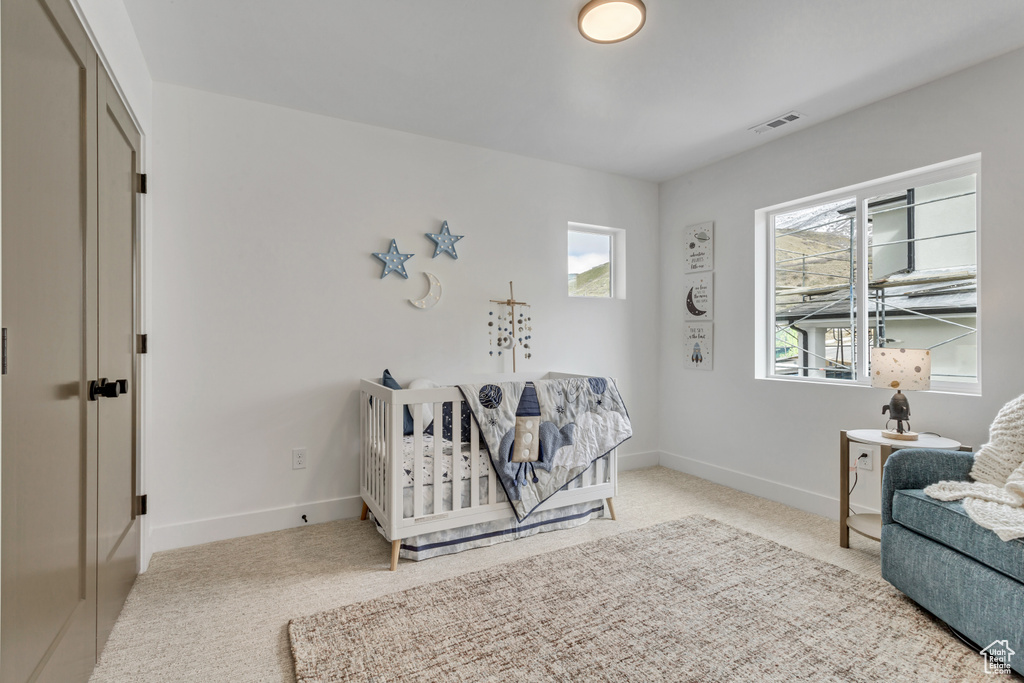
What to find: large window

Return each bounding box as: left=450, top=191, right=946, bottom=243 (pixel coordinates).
left=757, top=157, right=979, bottom=391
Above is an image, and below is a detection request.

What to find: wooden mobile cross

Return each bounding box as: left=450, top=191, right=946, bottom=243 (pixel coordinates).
left=490, top=281, right=531, bottom=372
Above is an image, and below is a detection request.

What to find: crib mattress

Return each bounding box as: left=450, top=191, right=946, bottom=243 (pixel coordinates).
left=402, top=434, right=490, bottom=488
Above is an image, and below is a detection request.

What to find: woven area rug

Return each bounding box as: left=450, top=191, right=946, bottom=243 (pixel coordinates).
left=289, top=517, right=987, bottom=682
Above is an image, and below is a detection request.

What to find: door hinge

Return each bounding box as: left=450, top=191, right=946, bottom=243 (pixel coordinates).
left=2, top=328, right=7, bottom=375
left=137, top=333, right=148, bottom=354
left=136, top=494, right=147, bottom=516
left=137, top=173, right=147, bottom=194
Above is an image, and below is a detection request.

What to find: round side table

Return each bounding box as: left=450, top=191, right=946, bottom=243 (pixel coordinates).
left=839, top=429, right=962, bottom=547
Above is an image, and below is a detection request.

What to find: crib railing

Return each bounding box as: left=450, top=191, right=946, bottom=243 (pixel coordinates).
left=360, top=383, right=389, bottom=521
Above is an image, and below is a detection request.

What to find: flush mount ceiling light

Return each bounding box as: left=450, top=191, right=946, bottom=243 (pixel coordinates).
left=578, top=0, right=646, bottom=44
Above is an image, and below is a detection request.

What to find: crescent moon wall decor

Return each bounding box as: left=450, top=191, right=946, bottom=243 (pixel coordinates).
left=683, top=273, right=713, bottom=321
left=685, top=288, right=705, bottom=317
left=409, top=272, right=443, bottom=309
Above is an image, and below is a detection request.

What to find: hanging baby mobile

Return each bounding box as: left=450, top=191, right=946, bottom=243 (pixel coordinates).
left=487, top=281, right=533, bottom=372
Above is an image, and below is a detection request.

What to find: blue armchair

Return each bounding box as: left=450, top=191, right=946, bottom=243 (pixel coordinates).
left=881, top=448, right=1024, bottom=675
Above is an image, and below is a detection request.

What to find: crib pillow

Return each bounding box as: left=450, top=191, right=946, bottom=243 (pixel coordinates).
left=407, top=378, right=440, bottom=428
left=381, top=369, right=415, bottom=436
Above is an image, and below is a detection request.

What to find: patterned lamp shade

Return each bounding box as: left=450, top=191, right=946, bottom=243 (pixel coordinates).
left=870, top=348, right=932, bottom=391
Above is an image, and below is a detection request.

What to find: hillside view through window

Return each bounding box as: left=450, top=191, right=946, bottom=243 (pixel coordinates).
left=568, top=230, right=611, bottom=297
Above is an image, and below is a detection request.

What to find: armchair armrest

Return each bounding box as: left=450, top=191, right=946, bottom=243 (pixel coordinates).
left=882, top=448, right=974, bottom=525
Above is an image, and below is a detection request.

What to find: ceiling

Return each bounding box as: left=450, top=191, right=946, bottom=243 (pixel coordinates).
left=122, top=0, right=1024, bottom=182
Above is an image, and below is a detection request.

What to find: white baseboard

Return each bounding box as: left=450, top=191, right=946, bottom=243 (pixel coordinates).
left=657, top=450, right=866, bottom=520
left=618, top=450, right=660, bottom=471
left=144, top=452, right=656, bottom=567
left=146, top=495, right=364, bottom=560
left=146, top=451, right=856, bottom=570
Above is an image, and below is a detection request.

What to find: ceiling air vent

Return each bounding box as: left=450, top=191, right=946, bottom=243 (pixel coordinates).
left=750, top=111, right=806, bottom=134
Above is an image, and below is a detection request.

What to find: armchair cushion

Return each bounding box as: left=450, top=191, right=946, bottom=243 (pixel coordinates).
left=882, top=448, right=974, bottom=524
left=891, top=489, right=1024, bottom=583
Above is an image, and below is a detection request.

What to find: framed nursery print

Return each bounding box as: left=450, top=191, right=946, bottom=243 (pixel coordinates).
left=684, top=221, right=714, bottom=273
left=685, top=323, right=713, bottom=370
left=683, top=273, right=713, bottom=321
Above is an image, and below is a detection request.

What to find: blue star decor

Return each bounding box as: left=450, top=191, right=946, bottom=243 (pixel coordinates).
left=425, top=220, right=464, bottom=259
left=372, top=239, right=413, bottom=279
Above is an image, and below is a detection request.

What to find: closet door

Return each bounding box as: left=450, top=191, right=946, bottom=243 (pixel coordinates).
left=96, top=65, right=142, bottom=653
left=1, top=0, right=99, bottom=681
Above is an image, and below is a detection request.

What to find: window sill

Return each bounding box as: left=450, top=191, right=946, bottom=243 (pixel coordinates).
left=756, top=374, right=981, bottom=396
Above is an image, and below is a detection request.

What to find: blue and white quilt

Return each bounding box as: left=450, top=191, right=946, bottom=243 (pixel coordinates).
left=458, top=377, right=631, bottom=522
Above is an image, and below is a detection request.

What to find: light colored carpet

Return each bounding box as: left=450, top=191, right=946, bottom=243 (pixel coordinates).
left=290, top=517, right=986, bottom=682
left=88, top=467, right=946, bottom=682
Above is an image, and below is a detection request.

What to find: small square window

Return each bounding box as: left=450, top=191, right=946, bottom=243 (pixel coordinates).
left=568, top=230, right=612, bottom=297
left=568, top=222, right=626, bottom=299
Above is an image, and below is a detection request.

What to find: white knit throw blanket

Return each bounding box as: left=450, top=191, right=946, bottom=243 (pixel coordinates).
left=925, top=394, right=1024, bottom=541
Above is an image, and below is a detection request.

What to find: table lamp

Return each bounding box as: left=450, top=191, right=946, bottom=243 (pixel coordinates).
left=871, top=348, right=931, bottom=440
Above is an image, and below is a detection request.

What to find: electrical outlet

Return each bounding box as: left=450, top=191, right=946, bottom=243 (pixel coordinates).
left=292, top=448, right=307, bottom=470
left=856, top=448, right=873, bottom=471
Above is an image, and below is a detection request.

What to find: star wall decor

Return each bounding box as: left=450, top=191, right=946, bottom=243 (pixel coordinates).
left=372, top=239, right=414, bottom=279
left=426, top=220, right=464, bottom=259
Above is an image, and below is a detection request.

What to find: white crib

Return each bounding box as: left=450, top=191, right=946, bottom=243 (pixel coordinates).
left=359, top=372, right=618, bottom=570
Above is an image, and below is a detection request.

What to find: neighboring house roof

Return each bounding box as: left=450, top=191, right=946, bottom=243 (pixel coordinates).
left=776, top=266, right=976, bottom=322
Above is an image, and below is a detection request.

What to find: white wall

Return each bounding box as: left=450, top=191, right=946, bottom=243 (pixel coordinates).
left=146, top=84, right=660, bottom=557
left=658, top=47, right=1024, bottom=517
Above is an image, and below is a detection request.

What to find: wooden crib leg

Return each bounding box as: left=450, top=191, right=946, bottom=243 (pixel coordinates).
left=605, top=498, right=617, bottom=521
left=360, top=501, right=369, bottom=521
left=390, top=539, right=401, bottom=571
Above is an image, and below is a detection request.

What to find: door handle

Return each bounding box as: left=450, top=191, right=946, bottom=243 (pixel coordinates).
left=88, top=378, right=128, bottom=401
